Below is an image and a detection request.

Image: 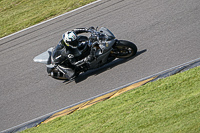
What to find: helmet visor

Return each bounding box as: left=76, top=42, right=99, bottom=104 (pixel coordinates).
left=69, top=39, right=78, bottom=47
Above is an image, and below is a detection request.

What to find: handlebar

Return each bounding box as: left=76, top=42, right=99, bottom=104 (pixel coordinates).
left=87, top=27, right=107, bottom=45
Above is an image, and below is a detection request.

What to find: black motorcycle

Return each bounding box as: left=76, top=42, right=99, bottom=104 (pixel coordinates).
left=33, top=27, right=137, bottom=80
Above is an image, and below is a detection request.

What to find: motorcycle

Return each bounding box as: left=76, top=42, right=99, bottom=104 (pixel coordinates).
left=33, top=27, right=137, bottom=80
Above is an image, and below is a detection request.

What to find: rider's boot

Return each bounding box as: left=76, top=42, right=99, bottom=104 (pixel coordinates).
left=57, top=65, right=75, bottom=80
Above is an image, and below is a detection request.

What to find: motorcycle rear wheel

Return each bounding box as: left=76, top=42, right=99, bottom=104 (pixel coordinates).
left=111, top=40, right=137, bottom=58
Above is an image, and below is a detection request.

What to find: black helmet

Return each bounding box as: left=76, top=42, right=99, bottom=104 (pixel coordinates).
left=62, top=31, right=78, bottom=48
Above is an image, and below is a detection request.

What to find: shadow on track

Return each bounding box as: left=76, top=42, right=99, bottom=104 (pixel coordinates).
left=64, top=49, right=147, bottom=84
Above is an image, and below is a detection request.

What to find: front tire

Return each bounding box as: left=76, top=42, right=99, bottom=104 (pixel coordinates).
left=111, top=40, right=137, bottom=58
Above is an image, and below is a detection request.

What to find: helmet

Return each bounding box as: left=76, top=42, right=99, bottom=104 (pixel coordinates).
left=62, top=31, right=78, bottom=48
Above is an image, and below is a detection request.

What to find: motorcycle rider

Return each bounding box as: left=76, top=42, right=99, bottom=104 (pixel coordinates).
left=48, top=27, right=95, bottom=79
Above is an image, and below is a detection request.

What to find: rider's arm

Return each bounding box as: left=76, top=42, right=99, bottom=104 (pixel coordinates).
left=52, top=42, right=68, bottom=64
left=67, top=52, right=94, bottom=67
left=69, top=56, right=90, bottom=66
left=72, top=28, right=88, bottom=35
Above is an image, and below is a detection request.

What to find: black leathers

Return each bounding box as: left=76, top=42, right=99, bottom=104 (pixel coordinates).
left=52, top=28, right=89, bottom=66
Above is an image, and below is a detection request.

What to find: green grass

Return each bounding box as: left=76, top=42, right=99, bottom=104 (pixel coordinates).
left=0, top=0, right=96, bottom=38
left=21, top=67, right=200, bottom=133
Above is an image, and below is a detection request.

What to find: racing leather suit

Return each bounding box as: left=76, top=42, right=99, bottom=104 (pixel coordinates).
left=49, top=28, right=93, bottom=79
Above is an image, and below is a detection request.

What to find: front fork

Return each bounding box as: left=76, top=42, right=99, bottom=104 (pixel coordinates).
left=110, top=40, right=120, bottom=57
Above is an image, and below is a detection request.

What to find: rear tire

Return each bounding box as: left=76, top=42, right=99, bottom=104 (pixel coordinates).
left=111, top=40, right=137, bottom=58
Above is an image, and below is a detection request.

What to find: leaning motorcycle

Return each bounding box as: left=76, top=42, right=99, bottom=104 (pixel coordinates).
left=33, top=27, right=137, bottom=80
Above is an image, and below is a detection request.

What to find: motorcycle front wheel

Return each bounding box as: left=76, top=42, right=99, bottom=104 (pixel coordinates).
left=111, top=40, right=137, bottom=58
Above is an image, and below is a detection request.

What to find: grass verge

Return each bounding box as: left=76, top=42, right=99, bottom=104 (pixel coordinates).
left=0, top=0, right=96, bottom=38
left=21, top=67, right=200, bottom=133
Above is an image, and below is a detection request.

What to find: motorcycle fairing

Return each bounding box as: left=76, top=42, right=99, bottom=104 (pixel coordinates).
left=99, top=27, right=115, bottom=40
left=33, top=47, right=53, bottom=64
left=89, top=48, right=113, bottom=69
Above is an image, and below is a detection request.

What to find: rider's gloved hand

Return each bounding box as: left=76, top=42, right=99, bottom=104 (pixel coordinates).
left=85, top=55, right=94, bottom=62
left=88, top=26, right=95, bottom=30
left=87, top=26, right=95, bottom=32
left=82, top=55, right=94, bottom=64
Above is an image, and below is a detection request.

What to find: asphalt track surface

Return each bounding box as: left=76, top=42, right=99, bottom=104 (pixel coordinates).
left=0, top=0, right=200, bottom=131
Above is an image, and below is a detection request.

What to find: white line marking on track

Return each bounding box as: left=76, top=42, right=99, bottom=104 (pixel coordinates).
left=0, top=0, right=102, bottom=41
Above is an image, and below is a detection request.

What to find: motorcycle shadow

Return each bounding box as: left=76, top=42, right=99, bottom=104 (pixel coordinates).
left=64, top=49, right=147, bottom=84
